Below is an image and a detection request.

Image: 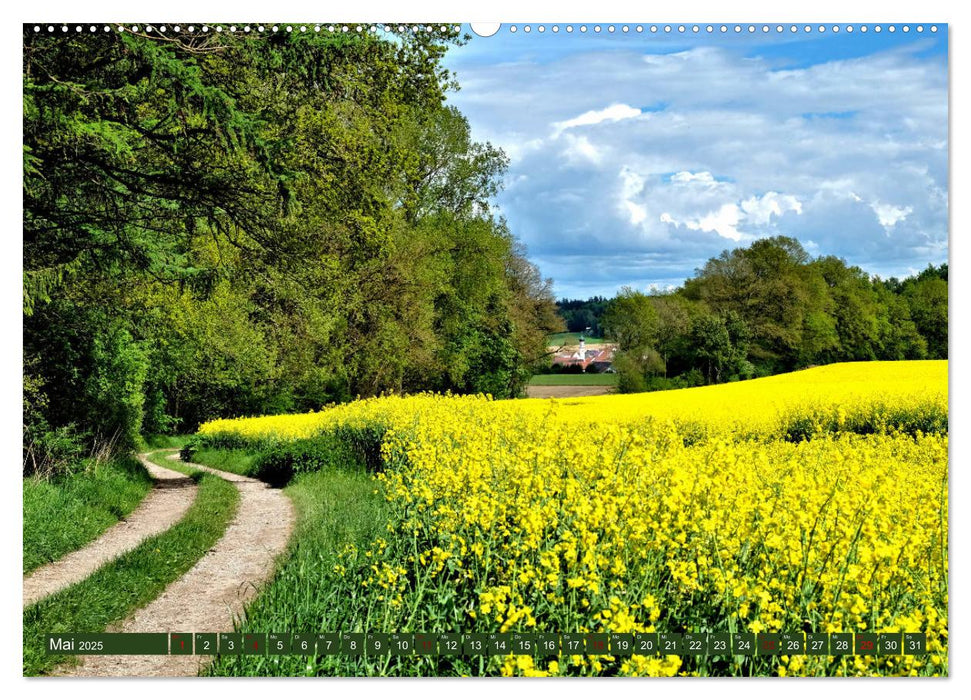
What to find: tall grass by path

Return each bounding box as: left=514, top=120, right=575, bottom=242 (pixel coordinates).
left=195, top=449, right=508, bottom=677
left=23, top=456, right=153, bottom=575
left=23, top=459, right=238, bottom=676
left=190, top=449, right=391, bottom=676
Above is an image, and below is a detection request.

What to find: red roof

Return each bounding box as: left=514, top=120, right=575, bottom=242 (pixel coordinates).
left=551, top=347, right=614, bottom=370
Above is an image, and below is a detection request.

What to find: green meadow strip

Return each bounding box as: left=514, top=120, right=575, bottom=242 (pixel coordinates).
left=140, top=435, right=191, bottom=450
left=190, top=449, right=388, bottom=677
left=23, top=456, right=154, bottom=575
left=186, top=448, right=261, bottom=477
left=528, top=373, right=619, bottom=387
left=23, top=462, right=239, bottom=676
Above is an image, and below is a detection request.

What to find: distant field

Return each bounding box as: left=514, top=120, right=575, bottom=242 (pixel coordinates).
left=547, top=332, right=606, bottom=346
left=529, top=373, right=618, bottom=386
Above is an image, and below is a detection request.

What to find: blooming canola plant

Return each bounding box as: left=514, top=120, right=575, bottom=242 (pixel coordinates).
left=198, top=361, right=948, bottom=676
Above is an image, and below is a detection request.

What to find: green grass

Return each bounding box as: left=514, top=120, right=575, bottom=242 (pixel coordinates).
left=196, top=445, right=496, bottom=676
left=23, top=460, right=239, bottom=676
left=187, top=448, right=260, bottom=476
left=529, top=373, right=618, bottom=386
left=200, top=452, right=390, bottom=676
left=140, top=434, right=191, bottom=450
left=547, top=332, right=606, bottom=346
left=23, top=457, right=153, bottom=575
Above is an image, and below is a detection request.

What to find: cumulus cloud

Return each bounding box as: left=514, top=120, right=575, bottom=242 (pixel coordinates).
left=560, top=133, right=602, bottom=165
left=444, top=32, right=948, bottom=297
left=661, top=204, right=742, bottom=241
left=618, top=167, right=648, bottom=224
left=551, top=103, right=642, bottom=137
left=741, top=192, right=803, bottom=226
left=658, top=192, right=803, bottom=241
left=670, top=171, right=719, bottom=186
left=624, top=201, right=648, bottom=226
left=871, top=201, right=914, bottom=228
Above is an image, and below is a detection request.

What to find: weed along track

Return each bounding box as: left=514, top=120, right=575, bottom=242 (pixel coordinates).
left=62, top=451, right=295, bottom=677
left=23, top=456, right=197, bottom=608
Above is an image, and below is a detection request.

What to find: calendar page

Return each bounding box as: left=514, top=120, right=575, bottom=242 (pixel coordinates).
left=22, top=17, right=948, bottom=680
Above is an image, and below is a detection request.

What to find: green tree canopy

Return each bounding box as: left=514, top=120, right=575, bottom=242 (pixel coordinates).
left=23, top=26, right=558, bottom=466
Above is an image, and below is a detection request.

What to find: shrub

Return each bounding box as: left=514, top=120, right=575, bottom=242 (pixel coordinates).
left=87, top=327, right=149, bottom=450
left=23, top=424, right=89, bottom=479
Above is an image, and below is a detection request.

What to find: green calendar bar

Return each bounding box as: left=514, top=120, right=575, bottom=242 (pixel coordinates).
left=45, top=633, right=168, bottom=655
left=243, top=633, right=266, bottom=655
left=170, top=633, right=192, bottom=655
left=268, top=633, right=291, bottom=654
left=41, top=631, right=933, bottom=656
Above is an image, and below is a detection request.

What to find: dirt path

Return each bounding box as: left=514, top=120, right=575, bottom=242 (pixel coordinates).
left=64, top=451, right=294, bottom=677
left=23, top=455, right=197, bottom=608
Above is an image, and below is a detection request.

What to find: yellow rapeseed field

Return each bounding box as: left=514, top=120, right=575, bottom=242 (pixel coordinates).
left=198, top=360, right=948, bottom=676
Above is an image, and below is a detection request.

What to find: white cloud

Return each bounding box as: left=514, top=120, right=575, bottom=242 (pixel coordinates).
left=662, top=203, right=743, bottom=241
left=552, top=103, right=641, bottom=137
left=699, top=204, right=744, bottom=241
left=624, top=201, right=648, bottom=225
left=561, top=133, right=601, bottom=165
left=444, top=38, right=948, bottom=297
left=619, top=166, right=645, bottom=198
left=671, top=171, right=718, bottom=186
left=659, top=190, right=803, bottom=242
left=618, top=166, right=648, bottom=224
left=501, top=137, right=545, bottom=161
left=871, top=201, right=913, bottom=228
left=740, top=192, right=803, bottom=226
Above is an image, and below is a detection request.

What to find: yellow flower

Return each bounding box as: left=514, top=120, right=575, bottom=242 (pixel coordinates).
left=197, top=361, right=948, bottom=678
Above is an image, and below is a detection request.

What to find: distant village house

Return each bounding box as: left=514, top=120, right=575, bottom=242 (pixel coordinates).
left=550, top=337, right=615, bottom=373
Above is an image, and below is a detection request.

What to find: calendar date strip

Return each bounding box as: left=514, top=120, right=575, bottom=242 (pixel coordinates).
left=46, top=631, right=929, bottom=656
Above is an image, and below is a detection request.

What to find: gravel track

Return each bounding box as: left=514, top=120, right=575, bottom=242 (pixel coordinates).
left=23, top=455, right=197, bottom=608
left=62, top=451, right=294, bottom=677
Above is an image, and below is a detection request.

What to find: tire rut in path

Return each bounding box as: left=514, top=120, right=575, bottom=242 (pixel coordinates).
left=23, top=455, right=197, bottom=608
left=63, top=451, right=294, bottom=677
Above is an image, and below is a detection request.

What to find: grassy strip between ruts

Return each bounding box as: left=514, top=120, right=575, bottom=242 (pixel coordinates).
left=186, top=448, right=261, bottom=477
left=23, top=456, right=153, bottom=576
left=187, top=449, right=389, bottom=676
left=23, top=456, right=239, bottom=676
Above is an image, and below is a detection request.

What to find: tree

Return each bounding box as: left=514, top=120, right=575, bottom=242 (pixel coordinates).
left=23, top=25, right=558, bottom=467
left=689, top=314, right=732, bottom=384
left=602, top=288, right=659, bottom=352
left=399, top=105, right=509, bottom=223
left=603, top=288, right=668, bottom=391
left=687, top=311, right=751, bottom=384
left=810, top=257, right=881, bottom=361
left=649, top=294, right=692, bottom=377
left=690, top=236, right=814, bottom=368
left=556, top=296, right=608, bottom=337
left=611, top=239, right=945, bottom=384
left=905, top=275, right=948, bottom=358
left=504, top=239, right=561, bottom=392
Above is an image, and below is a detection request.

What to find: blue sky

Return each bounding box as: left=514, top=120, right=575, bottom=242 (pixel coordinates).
left=442, top=24, right=949, bottom=299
